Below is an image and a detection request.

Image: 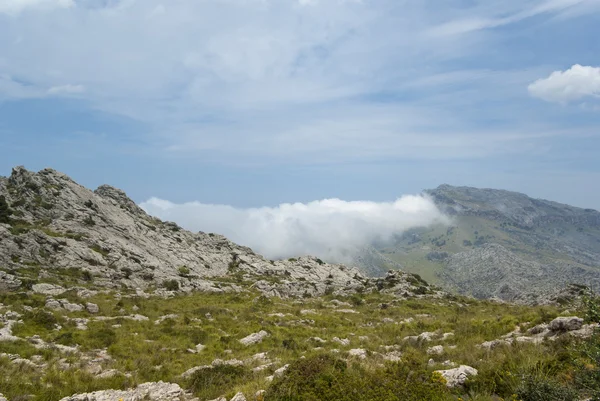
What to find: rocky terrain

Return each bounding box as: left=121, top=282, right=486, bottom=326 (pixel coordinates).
left=374, top=184, right=600, bottom=303
left=0, top=167, right=599, bottom=401
left=0, top=167, right=433, bottom=300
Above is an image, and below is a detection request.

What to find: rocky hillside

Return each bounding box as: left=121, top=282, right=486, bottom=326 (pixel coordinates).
left=1, top=167, right=600, bottom=401
left=374, top=184, right=600, bottom=303
left=0, top=166, right=433, bottom=299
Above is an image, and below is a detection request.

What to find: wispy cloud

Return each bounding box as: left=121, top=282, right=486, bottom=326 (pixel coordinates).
left=0, top=0, right=74, bottom=15
left=0, top=0, right=598, bottom=164
left=48, top=84, right=85, bottom=95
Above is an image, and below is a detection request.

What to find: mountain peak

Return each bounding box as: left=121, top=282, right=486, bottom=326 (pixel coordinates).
left=94, top=184, right=146, bottom=217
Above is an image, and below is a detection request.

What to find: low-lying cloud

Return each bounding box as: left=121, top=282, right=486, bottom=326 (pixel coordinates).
left=140, top=195, right=449, bottom=263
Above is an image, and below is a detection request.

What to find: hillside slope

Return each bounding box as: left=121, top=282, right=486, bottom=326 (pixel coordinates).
left=0, top=166, right=432, bottom=299
left=375, top=185, right=600, bottom=302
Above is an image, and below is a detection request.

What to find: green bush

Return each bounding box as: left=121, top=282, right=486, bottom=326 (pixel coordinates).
left=85, top=327, right=117, bottom=349
left=178, top=266, right=191, bottom=277
left=264, top=354, right=450, bottom=401
left=584, top=294, right=600, bottom=324
left=0, top=195, right=12, bottom=224
left=26, top=309, right=58, bottom=330
left=163, top=279, right=179, bottom=291
left=516, top=375, right=578, bottom=401
left=187, top=364, right=250, bottom=399
left=575, top=330, right=600, bottom=400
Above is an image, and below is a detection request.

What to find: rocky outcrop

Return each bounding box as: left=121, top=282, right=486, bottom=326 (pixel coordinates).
left=0, top=167, right=432, bottom=299
left=479, top=316, right=598, bottom=349
left=239, top=331, right=269, bottom=346
left=0, top=271, right=21, bottom=291
left=441, top=244, right=600, bottom=303
left=434, top=365, right=478, bottom=388
left=548, top=316, right=583, bottom=332
left=58, top=381, right=192, bottom=401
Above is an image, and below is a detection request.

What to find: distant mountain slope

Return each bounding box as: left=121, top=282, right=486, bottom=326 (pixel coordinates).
left=0, top=166, right=434, bottom=299
left=374, top=184, right=600, bottom=302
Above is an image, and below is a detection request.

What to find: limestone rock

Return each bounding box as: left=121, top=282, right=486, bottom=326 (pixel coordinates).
left=86, top=303, right=99, bottom=314
left=383, top=351, right=402, bottom=362
left=45, top=299, right=63, bottom=310
left=0, top=167, right=434, bottom=300
left=348, top=348, right=367, bottom=359
left=435, top=365, right=478, bottom=388
left=548, top=316, right=583, bottom=332
left=61, top=300, right=84, bottom=312
left=0, top=312, right=20, bottom=342
left=32, top=284, right=66, bottom=296
left=427, top=345, right=444, bottom=355
left=273, top=364, right=289, bottom=378
left=332, top=337, right=350, bottom=346
left=58, top=381, right=189, bottom=401
left=0, top=271, right=21, bottom=291
left=230, top=393, right=246, bottom=401
left=239, top=330, right=269, bottom=346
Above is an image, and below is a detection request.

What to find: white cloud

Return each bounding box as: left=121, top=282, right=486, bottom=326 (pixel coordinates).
left=48, top=84, right=85, bottom=95
left=0, top=0, right=595, bottom=162
left=528, top=64, right=600, bottom=103
left=0, top=0, right=73, bottom=15
left=140, top=195, right=449, bottom=262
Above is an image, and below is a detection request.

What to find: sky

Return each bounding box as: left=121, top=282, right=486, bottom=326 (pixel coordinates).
left=1, top=0, right=600, bottom=215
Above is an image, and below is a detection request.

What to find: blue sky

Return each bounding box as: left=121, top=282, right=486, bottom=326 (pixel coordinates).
left=1, top=0, right=600, bottom=210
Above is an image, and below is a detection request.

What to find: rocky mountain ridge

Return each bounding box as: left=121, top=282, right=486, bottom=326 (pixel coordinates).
left=0, top=166, right=434, bottom=299
left=373, top=184, right=600, bottom=303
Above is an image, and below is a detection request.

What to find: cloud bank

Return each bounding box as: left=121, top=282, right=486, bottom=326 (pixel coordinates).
left=140, top=195, right=448, bottom=262
left=528, top=64, right=600, bottom=103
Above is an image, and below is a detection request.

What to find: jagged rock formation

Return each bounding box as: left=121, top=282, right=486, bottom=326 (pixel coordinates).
left=0, top=167, right=434, bottom=298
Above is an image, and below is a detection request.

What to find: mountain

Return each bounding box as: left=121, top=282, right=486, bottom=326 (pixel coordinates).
left=0, top=166, right=433, bottom=299
left=1, top=167, right=600, bottom=401
left=373, top=184, right=600, bottom=303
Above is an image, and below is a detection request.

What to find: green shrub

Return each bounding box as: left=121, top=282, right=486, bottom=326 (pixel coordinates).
left=163, top=279, right=179, bottom=291
left=187, top=364, right=250, bottom=399
left=26, top=309, right=58, bottom=330
left=0, top=195, right=12, bottom=224
left=574, top=330, right=600, bottom=400
left=584, top=294, right=600, bottom=324
left=85, top=327, right=117, bottom=349
left=265, top=354, right=450, bottom=401
left=516, top=375, right=578, bottom=401
left=81, top=270, right=93, bottom=282
left=178, top=266, right=191, bottom=277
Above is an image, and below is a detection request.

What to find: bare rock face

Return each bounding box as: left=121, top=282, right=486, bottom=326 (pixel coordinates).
left=0, top=167, right=433, bottom=299
left=58, top=381, right=190, bottom=401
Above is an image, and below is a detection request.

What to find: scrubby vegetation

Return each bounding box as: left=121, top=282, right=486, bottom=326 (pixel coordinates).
left=0, top=195, right=12, bottom=224
left=0, top=287, right=599, bottom=400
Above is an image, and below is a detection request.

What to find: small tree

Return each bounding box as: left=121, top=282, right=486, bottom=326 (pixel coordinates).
left=0, top=195, right=12, bottom=224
